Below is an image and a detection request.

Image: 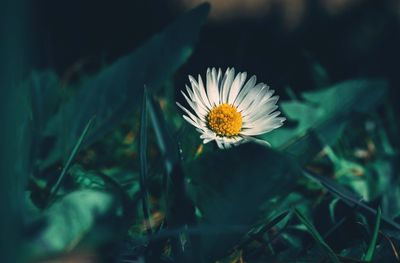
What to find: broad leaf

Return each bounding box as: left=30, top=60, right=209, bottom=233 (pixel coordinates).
left=185, top=143, right=300, bottom=261
left=22, top=190, right=120, bottom=261
left=294, top=208, right=340, bottom=263
left=41, top=4, right=210, bottom=169
left=263, top=79, right=388, bottom=163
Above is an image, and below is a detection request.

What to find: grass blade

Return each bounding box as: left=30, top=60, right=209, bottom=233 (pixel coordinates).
left=147, top=93, right=178, bottom=174
left=303, top=169, right=400, bottom=232
left=293, top=208, right=340, bottom=263
left=236, top=210, right=290, bottom=250
left=49, top=116, right=95, bottom=200
left=147, top=92, right=200, bottom=261
left=363, top=207, right=382, bottom=262
left=139, top=87, right=152, bottom=235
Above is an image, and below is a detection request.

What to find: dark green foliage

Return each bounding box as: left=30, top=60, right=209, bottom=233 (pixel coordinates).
left=21, top=190, right=120, bottom=261
left=264, top=79, right=388, bottom=163
left=2, top=1, right=400, bottom=263
left=49, top=116, right=95, bottom=201
left=139, top=88, right=152, bottom=235
left=294, top=208, right=340, bottom=263
left=40, top=3, right=210, bottom=170
left=364, top=207, right=382, bottom=262
left=185, top=143, right=300, bottom=260
left=3, top=3, right=210, bottom=262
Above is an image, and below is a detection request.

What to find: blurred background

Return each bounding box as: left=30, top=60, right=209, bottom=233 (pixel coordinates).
left=31, top=0, right=400, bottom=127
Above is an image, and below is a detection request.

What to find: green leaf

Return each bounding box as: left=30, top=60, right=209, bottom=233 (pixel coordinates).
left=22, top=190, right=119, bottom=261
left=263, top=79, right=388, bottom=163
left=363, top=207, right=382, bottom=262
left=293, top=208, right=340, bottom=263
left=324, top=146, right=370, bottom=200
left=301, top=79, right=386, bottom=113
left=148, top=93, right=179, bottom=174
left=146, top=92, right=202, bottom=261
left=329, top=198, right=340, bottom=223
left=42, top=3, right=210, bottom=169
left=237, top=210, right=290, bottom=249
left=139, top=88, right=152, bottom=234
left=303, top=170, right=400, bottom=233
left=185, top=143, right=300, bottom=261
left=49, top=116, right=95, bottom=200
left=29, top=71, right=62, bottom=134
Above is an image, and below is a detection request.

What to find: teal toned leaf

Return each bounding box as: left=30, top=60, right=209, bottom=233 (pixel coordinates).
left=303, top=170, right=400, bottom=234
left=22, top=190, right=119, bottom=261
left=50, top=117, right=95, bottom=199
left=42, top=4, right=210, bottom=169
left=263, top=79, right=388, bottom=163
left=363, top=207, right=382, bottom=262
left=29, top=71, right=62, bottom=134
left=294, top=208, right=340, bottom=263
left=185, top=143, right=300, bottom=261
left=237, top=210, right=290, bottom=249
left=148, top=94, right=179, bottom=174
left=139, top=88, right=152, bottom=234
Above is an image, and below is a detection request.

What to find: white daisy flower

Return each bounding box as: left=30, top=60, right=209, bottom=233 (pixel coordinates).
left=176, top=67, right=285, bottom=149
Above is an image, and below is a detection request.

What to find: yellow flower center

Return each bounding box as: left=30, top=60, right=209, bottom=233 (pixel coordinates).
left=207, top=103, right=242, bottom=137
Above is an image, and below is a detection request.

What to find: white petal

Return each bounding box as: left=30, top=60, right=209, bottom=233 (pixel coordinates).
left=189, top=75, right=211, bottom=110
left=219, top=68, right=229, bottom=102
left=242, top=117, right=286, bottom=135
left=242, top=96, right=279, bottom=122
left=237, top=83, right=266, bottom=112
left=214, top=136, right=244, bottom=149
left=243, top=105, right=278, bottom=125
left=244, top=111, right=283, bottom=129
left=200, top=130, right=216, bottom=139
left=221, top=68, right=235, bottom=104
left=176, top=102, right=204, bottom=127
left=233, top=75, right=257, bottom=107
left=217, top=68, right=222, bottom=86
left=180, top=90, right=207, bottom=118
left=241, top=127, right=278, bottom=136
left=216, top=140, right=224, bottom=149
left=185, top=84, right=209, bottom=114
left=185, top=85, right=195, bottom=100
left=198, top=74, right=213, bottom=109
left=243, top=117, right=283, bottom=131
left=237, top=83, right=267, bottom=115
left=182, top=115, right=203, bottom=130
left=242, top=136, right=271, bottom=147
left=232, top=136, right=244, bottom=146
left=260, top=89, right=275, bottom=103
left=201, top=135, right=214, bottom=143
left=203, top=138, right=214, bottom=144
left=228, top=72, right=247, bottom=105
left=206, top=68, right=220, bottom=106
left=243, top=91, right=276, bottom=117
left=202, top=134, right=216, bottom=143
left=223, top=142, right=232, bottom=149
